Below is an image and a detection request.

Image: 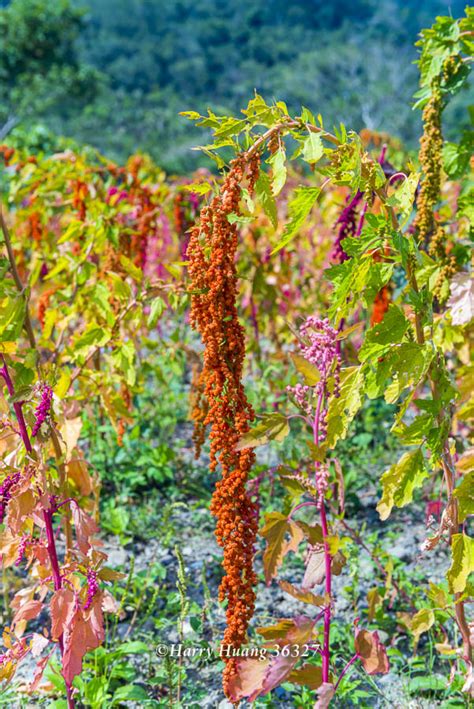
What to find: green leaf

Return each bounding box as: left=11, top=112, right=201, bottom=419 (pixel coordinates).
left=107, top=272, right=132, bottom=301
left=73, top=326, right=111, bottom=355
left=326, top=366, right=365, bottom=448
left=271, top=186, right=320, bottom=254
left=383, top=343, right=433, bottom=404
left=119, top=255, right=143, bottom=282
left=0, top=295, right=25, bottom=343
left=327, top=258, right=393, bottom=323
left=227, top=213, right=254, bottom=226
left=447, top=534, right=474, bottom=594
left=183, top=181, right=213, bottom=196
left=302, top=132, right=323, bottom=164
left=235, top=413, right=290, bottom=451
left=111, top=341, right=136, bottom=386
left=255, top=170, right=278, bottom=229
left=112, top=685, right=148, bottom=704
left=454, top=471, right=474, bottom=523
left=359, top=306, right=410, bottom=362
left=111, top=641, right=149, bottom=658
left=386, top=173, right=419, bottom=225
left=392, top=413, right=434, bottom=445
left=290, top=353, right=320, bottom=385
left=268, top=148, right=287, bottom=196
left=57, top=219, right=85, bottom=245
left=147, top=297, right=166, bottom=328
left=410, top=608, right=435, bottom=640
left=443, top=132, right=474, bottom=179
left=377, top=449, right=427, bottom=520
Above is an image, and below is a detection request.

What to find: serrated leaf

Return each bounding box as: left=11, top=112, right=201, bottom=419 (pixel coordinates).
left=326, top=366, right=364, bottom=448
left=453, top=471, right=474, bottom=523
left=287, top=663, right=323, bottom=690
left=355, top=629, right=389, bottom=675
left=410, top=608, right=435, bottom=640
left=377, top=449, right=427, bottom=520
left=183, top=182, right=213, bottom=196
left=260, top=513, right=290, bottom=585
left=296, top=521, right=323, bottom=545
left=147, top=297, right=165, bottom=328
left=290, top=353, right=320, bottom=385
left=447, top=533, right=474, bottom=594
left=279, top=580, right=325, bottom=606
left=119, top=255, right=142, bottom=282
left=269, top=148, right=287, bottom=196
left=302, top=132, right=324, bottom=164
left=271, top=186, right=320, bottom=254
left=386, top=173, right=419, bottom=224
left=359, top=306, right=410, bottom=362
left=236, top=413, right=290, bottom=451
left=255, top=171, right=278, bottom=229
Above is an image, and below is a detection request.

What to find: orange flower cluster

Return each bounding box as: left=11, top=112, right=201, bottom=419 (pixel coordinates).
left=116, top=383, right=132, bottom=446
left=37, top=288, right=56, bottom=328
left=173, top=192, right=185, bottom=235
left=189, top=363, right=207, bottom=459
left=28, top=211, right=43, bottom=243
left=72, top=180, right=89, bottom=221
left=131, top=193, right=153, bottom=269
left=187, top=154, right=260, bottom=695
left=371, top=285, right=390, bottom=325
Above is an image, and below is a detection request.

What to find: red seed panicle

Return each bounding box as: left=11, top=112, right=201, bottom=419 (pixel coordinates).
left=187, top=154, right=260, bottom=695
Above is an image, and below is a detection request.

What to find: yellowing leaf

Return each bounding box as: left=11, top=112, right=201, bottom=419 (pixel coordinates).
left=119, top=255, right=142, bottom=282
left=55, top=369, right=71, bottom=399
left=367, top=588, right=383, bottom=622
left=302, top=132, right=324, bottom=164
left=377, top=449, right=427, bottom=520
left=279, top=580, right=325, bottom=606
left=326, top=366, right=364, bottom=448
left=261, top=512, right=290, bottom=585
left=447, top=533, right=474, bottom=594
left=226, top=657, right=271, bottom=703
left=271, top=186, right=320, bottom=254
left=453, top=470, right=474, bottom=523
left=355, top=629, right=389, bottom=675
left=67, top=457, right=93, bottom=496
left=288, top=663, right=323, bottom=690
left=410, top=608, right=435, bottom=640
left=268, top=148, right=287, bottom=196
left=290, top=353, right=320, bottom=385
left=236, top=414, right=290, bottom=451
left=255, top=170, right=278, bottom=229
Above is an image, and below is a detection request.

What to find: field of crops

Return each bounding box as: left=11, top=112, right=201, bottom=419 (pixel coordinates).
left=0, top=7, right=472, bottom=708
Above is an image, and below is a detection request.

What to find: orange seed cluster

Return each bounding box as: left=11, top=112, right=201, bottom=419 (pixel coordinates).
left=187, top=154, right=260, bottom=695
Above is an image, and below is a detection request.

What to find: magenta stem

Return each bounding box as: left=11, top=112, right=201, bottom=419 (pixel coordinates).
left=288, top=500, right=318, bottom=520
left=355, top=203, right=368, bottom=237
left=313, top=390, right=332, bottom=685
left=0, top=357, right=32, bottom=454
left=0, top=357, right=75, bottom=708
left=334, top=653, right=359, bottom=689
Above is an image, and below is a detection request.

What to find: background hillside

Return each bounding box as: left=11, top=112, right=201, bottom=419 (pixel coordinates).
left=0, top=0, right=470, bottom=171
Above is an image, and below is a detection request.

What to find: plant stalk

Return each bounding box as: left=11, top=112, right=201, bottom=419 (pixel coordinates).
left=313, top=390, right=332, bottom=684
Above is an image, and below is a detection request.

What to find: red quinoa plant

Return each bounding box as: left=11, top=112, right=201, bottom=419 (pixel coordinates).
left=0, top=146, right=187, bottom=704
left=184, top=9, right=473, bottom=703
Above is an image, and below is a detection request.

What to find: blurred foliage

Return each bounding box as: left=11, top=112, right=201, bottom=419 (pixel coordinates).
left=0, top=0, right=470, bottom=172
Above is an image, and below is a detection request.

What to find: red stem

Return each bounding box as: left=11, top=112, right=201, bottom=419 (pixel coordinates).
left=0, top=357, right=32, bottom=454
left=0, top=357, right=75, bottom=708
left=288, top=500, right=318, bottom=520
left=313, top=390, right=332, bottom=685
left=334, top=653, right=359, bottom=689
